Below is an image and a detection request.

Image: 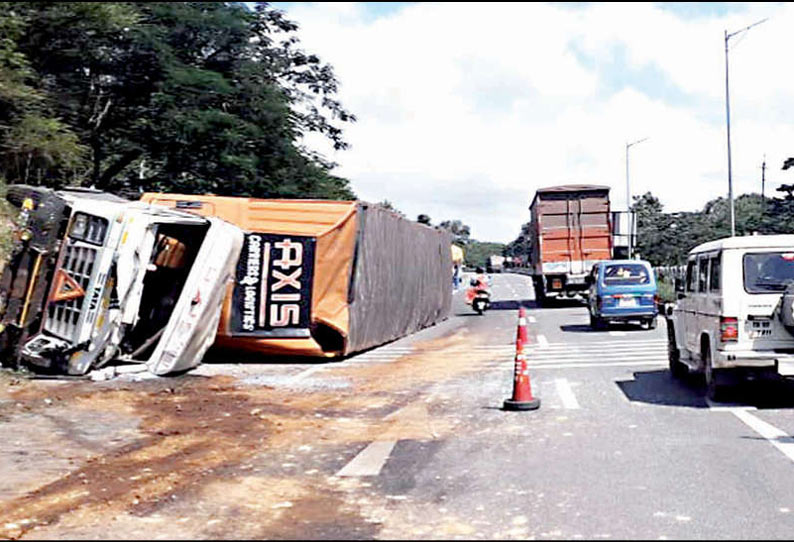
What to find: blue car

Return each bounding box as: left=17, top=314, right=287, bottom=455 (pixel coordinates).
left=586, top=260, right=658, bottom=330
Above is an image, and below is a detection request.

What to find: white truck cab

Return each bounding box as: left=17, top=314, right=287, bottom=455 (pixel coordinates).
left=0, top=186, right=243, bottom=376
left=667, top=234, right=794, bottom=400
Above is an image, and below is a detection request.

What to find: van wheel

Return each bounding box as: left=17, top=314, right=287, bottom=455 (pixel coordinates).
left=667, top=322, right=686, bottom=380
left=704, top=346, right=726, bottom=402
left=591, top=315, right=605, bottom=331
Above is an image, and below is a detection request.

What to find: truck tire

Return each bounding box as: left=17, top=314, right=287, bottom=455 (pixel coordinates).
left=533, top=279, right=546, bottom=308
left=667, top=320, right=686, bottom=380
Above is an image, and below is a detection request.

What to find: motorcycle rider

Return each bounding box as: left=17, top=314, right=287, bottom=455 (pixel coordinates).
left=466, top=266, right=491, bottom=305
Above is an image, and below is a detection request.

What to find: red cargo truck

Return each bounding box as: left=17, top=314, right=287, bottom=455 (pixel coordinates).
left=529, top=185, right=613, bottom=305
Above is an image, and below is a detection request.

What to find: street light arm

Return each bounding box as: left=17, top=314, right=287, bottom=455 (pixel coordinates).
left=727, top=17, right=768, bottom=41
left=627, top=137, right=649, bottom=149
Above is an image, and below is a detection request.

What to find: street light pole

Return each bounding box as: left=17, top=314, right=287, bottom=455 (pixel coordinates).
left=626, top=137, right=648, bottom=260
left=724, top=18, right=767, bottom=237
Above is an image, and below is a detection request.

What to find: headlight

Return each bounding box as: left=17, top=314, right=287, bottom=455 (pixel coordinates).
left=68, top=213, right=109, bottom=245
left=70, top=214, right=88, bottom=238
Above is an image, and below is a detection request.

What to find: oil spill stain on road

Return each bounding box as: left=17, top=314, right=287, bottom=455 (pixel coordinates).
left=0, top=327, right=498, bottom=539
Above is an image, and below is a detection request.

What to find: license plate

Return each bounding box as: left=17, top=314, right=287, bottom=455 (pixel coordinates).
left=618, top=298, right=637, bottom=308
left=748, top=320, right=772, bottom=339
left=749, top=329, right=773, bottom=339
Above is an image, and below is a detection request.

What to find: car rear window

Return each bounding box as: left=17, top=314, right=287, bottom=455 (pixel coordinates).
left=744, top=252, right=794, bottom=293
left=602, top=263, right=650, bottom=285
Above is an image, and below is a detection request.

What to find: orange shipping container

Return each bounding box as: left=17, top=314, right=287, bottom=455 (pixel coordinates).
left=140, top=194, right=453, bottom=358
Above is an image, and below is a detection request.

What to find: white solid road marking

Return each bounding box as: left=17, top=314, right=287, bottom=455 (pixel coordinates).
left=528, top=316, right=537, bottom=323
left=537, top=335, right=549, bottom=348
left=730, top=409, right=794, bottom=464
left=336, top=440, right=397, bottom=477
left=609, top=331, right=627, bottom=337
left=555, top=378, right=580, bottom=409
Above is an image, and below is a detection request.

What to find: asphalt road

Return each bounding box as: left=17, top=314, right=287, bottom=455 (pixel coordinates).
left=4, top=272, right=794, bottom=539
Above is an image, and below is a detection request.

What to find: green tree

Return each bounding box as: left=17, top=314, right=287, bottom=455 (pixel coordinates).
left=1, top=2, right=356, bottom=200
left=438, top=219, right=471, bottom=246
left=0, top=6, right=88, bottom=185
left=464, top=241, right=505, bottom=268
left=378, top=199, right=404, bottom=216
left=504, top=221, right=532, bottom=266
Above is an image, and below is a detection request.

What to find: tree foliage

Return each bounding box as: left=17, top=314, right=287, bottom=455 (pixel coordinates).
left=464, top=241, right=505, bottom=268
left=437, top=219, right=471, bottom=246
left=633, top=189, right=794, bottom=266
left=0, top=2, right=356, bottom=200
left=504, top=221, right=532, bottom=265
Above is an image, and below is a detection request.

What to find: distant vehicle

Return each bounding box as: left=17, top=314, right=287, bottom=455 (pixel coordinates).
left=586, top=259, right=658, bottom=330
left=487, top=255, right=505, bottom=273
left=666, top=235, right=794, bottom=401
left=528, top=185, right=613, bottom=305
left=0, top=185, right=243, bottom=376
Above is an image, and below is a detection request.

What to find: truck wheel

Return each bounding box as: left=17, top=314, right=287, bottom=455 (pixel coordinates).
left=667, top=321, right=686, bottom=380
left=533, top=283, right=546, bottom=308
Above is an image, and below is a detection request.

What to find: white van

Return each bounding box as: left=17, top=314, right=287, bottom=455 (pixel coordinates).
left=667, top=234, right=794, bottom=400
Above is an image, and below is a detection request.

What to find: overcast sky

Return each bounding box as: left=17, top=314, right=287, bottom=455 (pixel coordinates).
left=267, top=2, right=793, bottom=243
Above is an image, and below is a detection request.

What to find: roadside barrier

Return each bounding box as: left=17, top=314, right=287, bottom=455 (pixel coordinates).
left=503, top=309, right=540, bottom=411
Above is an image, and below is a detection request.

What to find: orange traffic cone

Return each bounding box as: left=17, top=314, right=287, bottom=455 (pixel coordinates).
left=517, top=307, right=529, bottom=345
left=503, top=314, right=540, bottom=411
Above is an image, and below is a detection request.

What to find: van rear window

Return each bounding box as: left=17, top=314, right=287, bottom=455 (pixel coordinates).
left=744, top=252, right=794, bottom=293
left=603, top=263, right=650, bottom=285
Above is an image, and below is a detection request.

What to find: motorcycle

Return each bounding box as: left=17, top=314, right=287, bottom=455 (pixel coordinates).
left=472, top=288, right=491, bottom=315
left=467, top=276, right=491, bottom=315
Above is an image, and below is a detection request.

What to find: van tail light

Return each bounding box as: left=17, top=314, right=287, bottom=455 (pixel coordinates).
left=720, top=316, right=739, bottom=342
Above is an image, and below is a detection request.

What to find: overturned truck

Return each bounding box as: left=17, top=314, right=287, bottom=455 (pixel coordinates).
left=0, top=185, right=243, bottom=376
left=140, top=194, right=453, bottom=358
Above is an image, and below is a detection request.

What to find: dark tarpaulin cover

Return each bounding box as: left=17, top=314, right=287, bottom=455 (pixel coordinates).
left=346, top=202, right=452, bottom=354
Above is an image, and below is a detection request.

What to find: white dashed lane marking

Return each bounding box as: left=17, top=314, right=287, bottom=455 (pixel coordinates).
left=555, top=378, right=580, bottom=409
left=285, top=365, right=326, bottom=384
left=336, top=440, right=397, bottom=477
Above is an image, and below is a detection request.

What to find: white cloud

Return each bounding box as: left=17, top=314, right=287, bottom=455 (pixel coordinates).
left=280, top=2, right=794, bottom=242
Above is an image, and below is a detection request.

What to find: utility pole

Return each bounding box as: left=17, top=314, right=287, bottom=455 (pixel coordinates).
left=724, top=18, right=768, bottom=237
left=626, top=137, right=648, bottom=260
left=762, top=155, right=766, bottom=201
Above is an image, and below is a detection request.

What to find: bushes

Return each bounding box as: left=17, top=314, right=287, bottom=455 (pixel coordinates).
left=0, top=180, right=16, bottom=273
